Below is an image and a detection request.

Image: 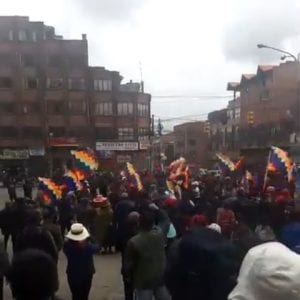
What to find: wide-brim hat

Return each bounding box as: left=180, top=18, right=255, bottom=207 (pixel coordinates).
left=66, top=223, right=90, bottom=241
left=93, top=195, right=109, bottom=208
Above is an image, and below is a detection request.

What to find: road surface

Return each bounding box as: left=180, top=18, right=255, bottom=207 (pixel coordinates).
left=1, top=187, right=124, bottom=300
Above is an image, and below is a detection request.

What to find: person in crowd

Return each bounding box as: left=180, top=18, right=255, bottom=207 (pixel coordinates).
left=0, top=202, right=13, bottom=250
left=255, top=216, right=276, bottom=243
left=279, top=210, right=300, bottom=254
left=64, top=223, right=99, bottom=300
left=10, top=198, right=28, bottom=252
left=228, top=242, right=300, bottom=300
left=120, top=211, right=140, bottom=300
left=42, top=209, right=63, bottom=252
left=6, top=249, right=59, bottom=300
left=76, top=197, right=95, bottom=231
left=58, top=191, right=75, bottom=235
left=166, top=226, right=239, bottom=300
left=15, top=209, right=58, bottom=262
left=6, top=176, right=17, bottom=202
left=93, top=195, right=114, bottom=254
left=0, top=238, right=9, bottom=300
left=217, top=201, right=236, bottom=238
left=23, top=177, right=33, bottom=199
left=114, top=193, right=135, bottom=251
left=124, top=210, right=170, bottom=300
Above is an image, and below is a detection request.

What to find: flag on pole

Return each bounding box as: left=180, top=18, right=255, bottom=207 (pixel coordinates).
left=216, top=154, right=243, bottom=173
left=71, top=149, right=98, bottom=178
left=127, top=162, right=143, bottom=191
left=38, top=177, right=62, bottom=206
left=63, top=170, right=82, bottom=192
left=269, top=146, right=294, bottom=182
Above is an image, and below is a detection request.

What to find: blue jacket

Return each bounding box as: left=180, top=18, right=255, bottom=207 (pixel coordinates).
left=64, top=240, right=98, bottom=281
left=280, top=222, right=300, bottom=254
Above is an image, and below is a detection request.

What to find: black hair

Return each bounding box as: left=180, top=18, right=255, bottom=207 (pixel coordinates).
left=7, top=249, right=58, bottom=300
left=139, top=210, right=155, bottom=231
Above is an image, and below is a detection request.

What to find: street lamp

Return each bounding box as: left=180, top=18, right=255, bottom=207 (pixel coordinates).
left=257, top=44, right=298, bottom=62
left=257, top=43, right=300, bottom=140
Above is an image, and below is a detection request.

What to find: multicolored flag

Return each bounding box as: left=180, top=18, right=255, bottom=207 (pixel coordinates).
left=127, top=162, right=143, bottom=191
left=63, top=169, right=82, bottom=192
left=71, top=149, right=98, bottom=179
left=216, top=153, right=243, bottom=173
left=38, top=177, right=62, bottom=206
left=269, top=146, right=294, bottom=182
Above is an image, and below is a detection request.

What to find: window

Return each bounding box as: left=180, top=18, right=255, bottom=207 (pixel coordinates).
left=22, top=127, right=43, bottom=138
left=32, top=31, right=37, bottom=42
left=0, top=77, right=13, bottom=89
left=260, top=90, right=270, bottom=101
left=117, top=103, right=133, bottom=116
left=138, top=104, right=149, bottom=117
left=235, top=108, right=241, bottom=119
left=138, top=128, right=149, bottom=136
left=22, top=54, right=35, bottom=67
left=18, top=30, right=27, bottom=41
left=93, top=79, right=112, bottom=91
left=8, top=30, right=13, bottom=41
left=47, top=101, right=64, bottom=114
left=103, top=80, right=112, bottom=91
left=0, top=126, right=18, bottom=138
left=95, top=102, right=113, bottom=116
left=68, top=101, right=86, bottom=114
left=118, top=128, right=134, bottom=140
left=46, top=78, right=63, bottom=89
left=0, top=103, right=15, bottom=114
left=23, top=103, right=40, bottom=114
left=48, top=55, right=63, bottom=67
left=23, top=78, right=38, bottom=89
left=68, top=78, right=85, bottom=90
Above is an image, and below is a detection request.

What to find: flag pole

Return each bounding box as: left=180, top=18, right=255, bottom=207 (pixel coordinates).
left=263, top=148, right=272, bottom=192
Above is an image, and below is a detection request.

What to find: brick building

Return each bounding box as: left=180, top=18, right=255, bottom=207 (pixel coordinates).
left=173, top=121, right=210, bottom=168
left=0, top=16, right=151, bottom=175
left=234, top=63, right=300, bottom=148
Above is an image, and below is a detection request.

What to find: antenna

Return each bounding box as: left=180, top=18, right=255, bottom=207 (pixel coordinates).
left=139, top=61, right=144, bottom=93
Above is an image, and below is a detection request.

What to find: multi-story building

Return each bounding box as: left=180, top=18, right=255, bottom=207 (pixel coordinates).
left=173, top=121, right=210, bottom=168
left=0, top=16, right=151, bottom=175
left=231, top=63, right=300, bottom=149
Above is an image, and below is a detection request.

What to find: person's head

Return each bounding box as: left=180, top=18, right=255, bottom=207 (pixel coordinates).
left=26, top=209, right=42, bottom=226
left=127, top=211, right=140, bottom=226
left=7, top=249, right=58, bottom=300
left=229, top=242, right=300, bottom=300
left=190, top=214, right=208, bottom=228
left=139, top=210, right=155, bottom=231
left=66, top=223, right=90, bottom=242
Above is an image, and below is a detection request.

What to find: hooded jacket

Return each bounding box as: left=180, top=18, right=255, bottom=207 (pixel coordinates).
left=228, top=242, right=300, bottom=300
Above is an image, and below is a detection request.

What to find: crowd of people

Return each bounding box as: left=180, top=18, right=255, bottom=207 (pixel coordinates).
left=0, top=169, right=299, bottom=300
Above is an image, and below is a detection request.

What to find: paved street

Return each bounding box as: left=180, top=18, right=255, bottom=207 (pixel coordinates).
left=0, top=188, right=124, bottom=300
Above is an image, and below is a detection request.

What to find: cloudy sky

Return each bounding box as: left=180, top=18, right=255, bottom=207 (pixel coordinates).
left=2, top=0, right=300, bottom=129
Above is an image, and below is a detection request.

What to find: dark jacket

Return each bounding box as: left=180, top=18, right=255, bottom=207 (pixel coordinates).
left=280, top=222, right=300, bottom=254
left=43, top=221, right=63, bottom=252
left=166, top=227, right=240, bottom=300
left=15, top=225, right=58, bottom=262
left=64, top=240, right=98, bottom=282
left=124, top=226, right=166, bottom=289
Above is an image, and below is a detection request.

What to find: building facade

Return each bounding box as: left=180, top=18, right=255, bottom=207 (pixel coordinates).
left=0, top=16, right=151, bottom=175
left=173, top=121, right=210, bottom=168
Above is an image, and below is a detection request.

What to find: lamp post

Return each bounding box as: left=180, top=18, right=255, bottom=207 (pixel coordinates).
left=257, top=44, right=300, bottom=141
left=257, top=44, right=298, bottom=61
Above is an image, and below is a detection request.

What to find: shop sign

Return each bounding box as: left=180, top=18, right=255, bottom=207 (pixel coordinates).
left=96, top=142, right=139, bottom=151
left=0, top=149, right=29, bottom=160
left=29, top=147, right=45, bottom=156
left=49, top=137, right=79, bottom=147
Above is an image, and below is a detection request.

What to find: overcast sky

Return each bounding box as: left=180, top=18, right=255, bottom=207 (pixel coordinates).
left=2, top=0, right=300, bottom=129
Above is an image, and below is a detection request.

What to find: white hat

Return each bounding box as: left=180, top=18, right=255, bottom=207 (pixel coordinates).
left=66, top=223, right=90, bottom=241
left=207, top=223, right=221, bottom=234
left=229, top=242, right=300, bottom=300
